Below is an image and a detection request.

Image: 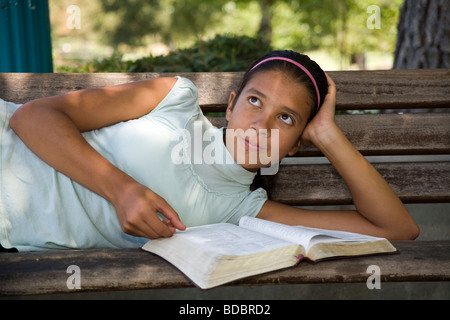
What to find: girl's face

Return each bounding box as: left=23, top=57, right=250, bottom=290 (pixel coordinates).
left=225, top=70, right=313, bottom=172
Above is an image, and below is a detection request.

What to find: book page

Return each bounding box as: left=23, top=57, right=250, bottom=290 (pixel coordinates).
left=174, top=223, right=296, bottom=256
left=239, top=217, right=383, bottom=251
left=239, top=216, right=318, bottom=248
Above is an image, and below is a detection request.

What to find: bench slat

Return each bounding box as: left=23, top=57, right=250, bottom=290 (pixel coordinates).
left=209, top=113, right=450, bottom=156
left=268, top=161, right=450, bottom=205
left=0, top=70, right=449, bottom=111
left=1, top=241, right=449, bottom=296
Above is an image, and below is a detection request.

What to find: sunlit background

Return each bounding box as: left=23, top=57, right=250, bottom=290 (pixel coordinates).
left=49, top=0, right=404, bottom=72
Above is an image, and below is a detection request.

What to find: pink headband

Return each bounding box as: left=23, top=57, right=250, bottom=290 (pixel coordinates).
left=250, top=57, right=321, bottom=110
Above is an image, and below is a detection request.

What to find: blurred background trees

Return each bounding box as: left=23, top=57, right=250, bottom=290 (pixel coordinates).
left=49, top=0, right=412, bottom=72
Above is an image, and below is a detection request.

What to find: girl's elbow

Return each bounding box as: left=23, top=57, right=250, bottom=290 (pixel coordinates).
left=402, top=210, right=421, bottom=240
left=9, top=106, right=23, bottom=132
left=390, top=221, right=420, bottom=240
left=406, top=223, right=420, bottom=240
left=9, top=101, right=38, bottom=133
left=390, top=207, right=420, bottom=240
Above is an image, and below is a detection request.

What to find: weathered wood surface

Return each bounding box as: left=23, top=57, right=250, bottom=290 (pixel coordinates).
left=0, top=70, right=449, bottom=111
left=1, top=241, right=449, bottom=296
left=269, top=161, right=450, bottom=205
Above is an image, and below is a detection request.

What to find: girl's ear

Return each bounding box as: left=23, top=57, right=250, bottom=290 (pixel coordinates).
left=287, top=139, right=302, bottom=156
left=226, top=91, right=237, bottom=121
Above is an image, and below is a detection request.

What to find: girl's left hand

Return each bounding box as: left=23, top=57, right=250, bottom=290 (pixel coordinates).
left=301, top=73, right=338, bottom=148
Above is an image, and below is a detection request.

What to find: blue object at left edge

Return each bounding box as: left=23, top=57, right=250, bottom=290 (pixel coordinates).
left=0, top=0, right=53, bottom=72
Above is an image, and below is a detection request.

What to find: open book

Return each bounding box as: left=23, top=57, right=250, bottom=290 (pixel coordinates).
left=142, top=217, right=396, bottom=289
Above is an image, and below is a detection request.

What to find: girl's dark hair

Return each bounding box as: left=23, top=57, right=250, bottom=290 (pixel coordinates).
left=240, top=50, right=328, bottom=195
left=233, top=50, right=328, bottom=122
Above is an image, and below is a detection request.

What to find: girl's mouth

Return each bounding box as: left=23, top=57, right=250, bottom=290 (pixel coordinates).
left=241, top=136, right=267, bottom=152
left=244, top=137, right=259, bottom=151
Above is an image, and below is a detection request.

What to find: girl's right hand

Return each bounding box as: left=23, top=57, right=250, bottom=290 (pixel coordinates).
left=300, top=72, right=338, bottom=149
left=113, top=182, right=186, bottom=239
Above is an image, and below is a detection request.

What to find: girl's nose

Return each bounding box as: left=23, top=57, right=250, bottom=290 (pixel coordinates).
left=251, top=113, right=273, bottom=136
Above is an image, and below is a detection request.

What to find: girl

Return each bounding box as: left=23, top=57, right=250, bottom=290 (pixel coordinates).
left=1, top=50, right=419, bottom=251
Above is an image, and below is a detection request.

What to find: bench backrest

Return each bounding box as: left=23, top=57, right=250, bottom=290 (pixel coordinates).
left=1, top=70, right=449, bottom=205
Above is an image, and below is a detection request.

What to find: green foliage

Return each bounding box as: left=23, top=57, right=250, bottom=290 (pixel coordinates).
left=272, top=0, right=404, bottom=63
left=130, top=35, right=272, bottom=72
left=96, top=0, right=165, bottom=47
left=60, top=35, right=272, bottom=73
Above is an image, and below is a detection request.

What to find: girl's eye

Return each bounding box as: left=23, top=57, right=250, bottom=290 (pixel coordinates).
left=248, top=96, right=261, bottom=107
left=280, top=114, right=293, bottom=125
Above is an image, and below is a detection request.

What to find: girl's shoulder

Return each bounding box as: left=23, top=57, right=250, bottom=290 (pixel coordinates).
left=171, top=76, right=199, bottom=101
left=150, top=76, right=200, bottom=117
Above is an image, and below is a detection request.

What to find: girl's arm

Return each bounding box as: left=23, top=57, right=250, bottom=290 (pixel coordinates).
left=9, top=77, right=186, bottom=239
left=257, top=74, right=420, bottom=240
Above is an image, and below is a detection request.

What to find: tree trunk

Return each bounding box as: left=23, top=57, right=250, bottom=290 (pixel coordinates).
left=393, top=0, right=449, bottom=69
left=258, top=0, right=275, bottom=44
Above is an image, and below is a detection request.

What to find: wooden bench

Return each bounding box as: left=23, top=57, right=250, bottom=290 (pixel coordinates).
left=0, top=70, right=449, bottom=297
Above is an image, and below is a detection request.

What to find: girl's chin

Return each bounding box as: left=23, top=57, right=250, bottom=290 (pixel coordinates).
left=240, top=164, right=260, bottom=173
left=239, top=161, right=276, bottom=173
